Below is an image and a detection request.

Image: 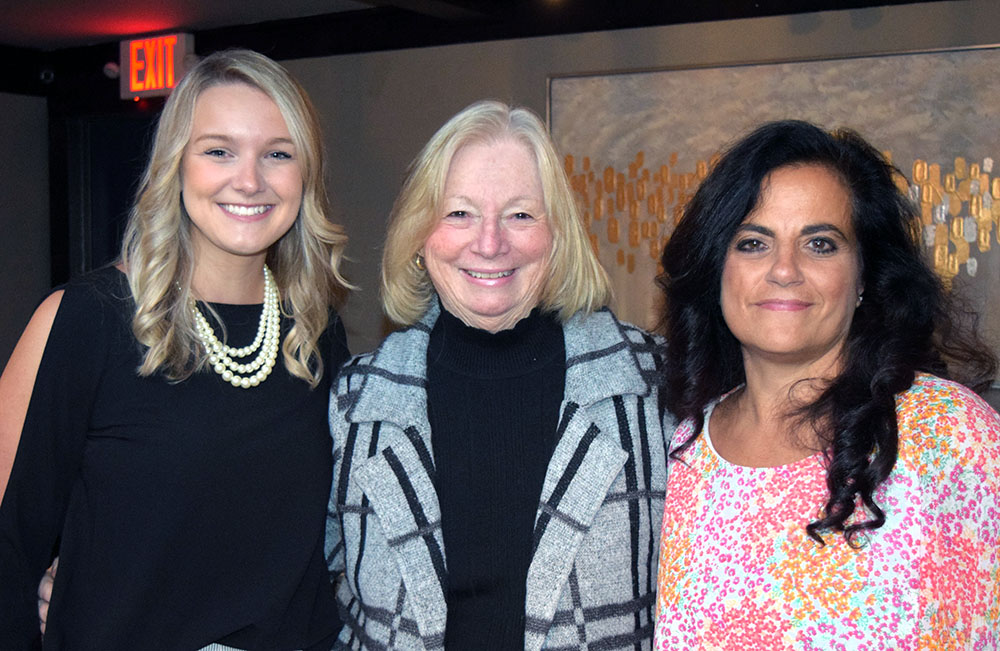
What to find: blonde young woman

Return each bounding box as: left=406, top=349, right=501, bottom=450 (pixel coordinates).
left=0, top=50, right=350, bottom=649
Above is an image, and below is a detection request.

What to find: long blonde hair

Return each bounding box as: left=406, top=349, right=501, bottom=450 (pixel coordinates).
left=121, top=49, right=349, bottom=386
left=381, top=100, right=609, bottom=326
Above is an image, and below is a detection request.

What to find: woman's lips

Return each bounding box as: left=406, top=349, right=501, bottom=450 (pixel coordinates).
left=219, top=203, right=274, bottom=221
left=755, top=299, right=811, bottom=311
left=463, top=269, right=514, bottom=280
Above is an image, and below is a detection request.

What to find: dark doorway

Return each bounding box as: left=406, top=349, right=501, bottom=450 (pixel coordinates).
left=50, top=112, right=158, bottom=282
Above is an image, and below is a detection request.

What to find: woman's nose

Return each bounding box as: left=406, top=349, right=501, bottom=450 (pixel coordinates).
left=232, top=159, right=262, bottom=194
left=472, top=217, right=508, bottom=257
left=766, top=247, right=803, bottom=286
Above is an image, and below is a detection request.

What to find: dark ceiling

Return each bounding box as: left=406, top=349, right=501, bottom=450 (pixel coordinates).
left=1, top=0, right=945, bottom=98
left=4, top=1, right=946, bottom=51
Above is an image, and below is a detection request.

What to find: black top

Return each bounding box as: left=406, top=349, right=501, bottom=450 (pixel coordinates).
left=0, top=267, right=348, bottom=650
left=426, top=307, right=565, bottom=650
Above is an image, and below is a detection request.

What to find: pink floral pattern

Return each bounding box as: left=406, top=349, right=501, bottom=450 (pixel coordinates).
left=654, top=374, right=1000, bottom=650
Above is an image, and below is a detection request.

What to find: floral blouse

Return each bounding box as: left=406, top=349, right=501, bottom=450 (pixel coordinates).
left=654, top=374, right=1000, bottom=650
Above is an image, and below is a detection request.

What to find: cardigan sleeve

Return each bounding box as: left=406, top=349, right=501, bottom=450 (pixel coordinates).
left=0, top=276, right=115, bottom=648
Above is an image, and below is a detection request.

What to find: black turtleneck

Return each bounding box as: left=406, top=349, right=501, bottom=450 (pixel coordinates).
left=427, top=306, right=566, bottom=650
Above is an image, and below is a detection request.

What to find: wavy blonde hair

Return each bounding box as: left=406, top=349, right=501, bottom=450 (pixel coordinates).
left=381, top=100, right=610, bottom=326
left=121, top=49, right=349, bottom=386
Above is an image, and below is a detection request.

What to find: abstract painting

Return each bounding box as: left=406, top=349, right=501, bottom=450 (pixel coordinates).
left=550, top=47, right=1000, bottom=363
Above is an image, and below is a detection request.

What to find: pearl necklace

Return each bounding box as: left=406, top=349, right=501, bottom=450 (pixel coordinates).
left=192, top=265, right=280, bottom=388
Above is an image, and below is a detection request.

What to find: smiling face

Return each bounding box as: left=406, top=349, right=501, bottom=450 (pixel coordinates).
left=422, top=137, right=553, bottom=332
left=720, top=164, right=863, bottom=372
left=180, top=83, right=303, bottom=271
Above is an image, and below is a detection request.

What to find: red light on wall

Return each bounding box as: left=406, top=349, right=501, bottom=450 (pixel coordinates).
left=119, top=33, right=193, bottom=100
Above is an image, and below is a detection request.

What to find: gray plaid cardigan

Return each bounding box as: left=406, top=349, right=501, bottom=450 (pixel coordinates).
left=326, top=302, right=666, bottom=650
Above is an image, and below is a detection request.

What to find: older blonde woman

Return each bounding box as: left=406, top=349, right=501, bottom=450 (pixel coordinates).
left=326, top=100, right=666, bottom=650
left=0, top=50, right=350, bottom=649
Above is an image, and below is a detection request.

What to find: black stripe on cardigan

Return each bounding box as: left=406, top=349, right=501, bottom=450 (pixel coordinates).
left=613, top=395, right=643, bottom=650
left=554, top=401, right=579, bottom=444
left=382, top=447, right=448, bottom=596
left=354, top=422, right=381, bottom=600
left=531, top=417, right=601, bottom=554
left=402, top=425, right=436, bottom=481
left=636, top=394, right=656, bottom=604
left=566, top=340, right=630, bottom=367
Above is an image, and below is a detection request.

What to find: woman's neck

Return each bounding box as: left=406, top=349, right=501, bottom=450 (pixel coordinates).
left=710, top=352, right=841, bottom=468
left=190, top=255, right=268, bottom=304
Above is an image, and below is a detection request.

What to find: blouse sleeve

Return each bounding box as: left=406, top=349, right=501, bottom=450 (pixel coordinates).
left=0, top=277, right=115, bottom=647
left=898, top=377, right=1000, bottom=645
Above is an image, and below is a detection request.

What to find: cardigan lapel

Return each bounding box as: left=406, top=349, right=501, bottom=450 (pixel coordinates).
left=352, top=434, right=448, bottom=645
left=341, top=305, right=437, bottom=431
left=341, top=304, right=449, bottom=643
left=523, top=309, right=654, bottom=649
left=524, top=411, right=628, bottom=650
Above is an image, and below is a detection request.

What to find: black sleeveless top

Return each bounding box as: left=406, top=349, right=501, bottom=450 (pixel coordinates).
left=0, top=267, right=347, bottom=650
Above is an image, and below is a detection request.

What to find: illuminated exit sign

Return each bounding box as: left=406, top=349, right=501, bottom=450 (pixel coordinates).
left=119, top=33, right=194, bottom=100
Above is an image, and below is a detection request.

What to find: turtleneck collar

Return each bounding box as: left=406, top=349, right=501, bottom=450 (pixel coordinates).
left=428, top=305, right=565, bottom=380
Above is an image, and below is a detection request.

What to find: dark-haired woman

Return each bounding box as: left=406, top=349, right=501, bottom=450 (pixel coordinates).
left=653, top=120, right=999, bottom=649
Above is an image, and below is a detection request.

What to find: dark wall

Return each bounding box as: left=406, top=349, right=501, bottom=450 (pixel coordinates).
left=0, top=92, right=49, bottom=372
left=53, top=114, right=157, bottom=276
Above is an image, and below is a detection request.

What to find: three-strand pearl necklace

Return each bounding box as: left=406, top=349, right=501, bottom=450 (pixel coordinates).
left=192, top=265, right=280, bottom=389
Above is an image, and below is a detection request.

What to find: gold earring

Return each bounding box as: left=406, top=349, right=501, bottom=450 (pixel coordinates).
left=414, top=253, right=425, bottom=271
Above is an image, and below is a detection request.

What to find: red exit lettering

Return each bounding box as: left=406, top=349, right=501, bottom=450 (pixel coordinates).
left=129, top=35, right=179, bottom=93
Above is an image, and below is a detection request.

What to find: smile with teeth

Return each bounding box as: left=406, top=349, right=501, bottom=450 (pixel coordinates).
left=220, top=203, right=272, bottom=216
left=464, top=269, right=514, bottom=280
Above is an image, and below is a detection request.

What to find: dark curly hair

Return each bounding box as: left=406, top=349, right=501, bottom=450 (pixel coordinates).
left=657, top=119, right=997, bottom=545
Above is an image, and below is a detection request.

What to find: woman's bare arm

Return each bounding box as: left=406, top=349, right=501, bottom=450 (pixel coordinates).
left=0, top=291, right=64, bottom=502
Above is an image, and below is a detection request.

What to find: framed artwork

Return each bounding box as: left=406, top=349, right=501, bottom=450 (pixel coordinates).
left=549, top=47, right=1000, bottom=366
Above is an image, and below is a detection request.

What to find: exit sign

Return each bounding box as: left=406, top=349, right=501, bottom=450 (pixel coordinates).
left=119, top=33, right=194, bottom=99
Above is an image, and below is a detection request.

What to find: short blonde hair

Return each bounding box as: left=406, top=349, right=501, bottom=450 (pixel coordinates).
left=121, top=49, right=349, bottom=386
left=381, top=100, right=609, bottom=326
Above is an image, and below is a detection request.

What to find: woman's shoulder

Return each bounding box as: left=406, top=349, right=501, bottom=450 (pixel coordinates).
left=565, top=308, right=662, bottom=367
left=333, top=321, right=428, bottom=396
left=666, top=392, right=730, bottom=457
left=323, top=309, right=351, bottom=372
left=897, top=373, right=999, bottom=426
left=57, top=266, right=132, bottom=311
left=563, top=308, right=662, bottom=400
left=896, top=373, right=1000, bottom=468
left=566, top=307, right=662, bottom=344
left=31, top=267, right=131, bottom=338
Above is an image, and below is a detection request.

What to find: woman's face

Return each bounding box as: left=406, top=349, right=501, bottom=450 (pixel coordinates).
left=422, top=137, right=553, bottom=332
left=720, top=164, right=862, bottom=372
left=180, top=83, right=303, bottom=270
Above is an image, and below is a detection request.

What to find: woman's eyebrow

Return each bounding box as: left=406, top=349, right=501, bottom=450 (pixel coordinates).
left=734, top=223, right=774, bottom=237
left=800, top=223, right=849, bottom=238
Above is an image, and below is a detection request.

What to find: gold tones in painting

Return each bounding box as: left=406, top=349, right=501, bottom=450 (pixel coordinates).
left=565, top=151, right=999, bottom=286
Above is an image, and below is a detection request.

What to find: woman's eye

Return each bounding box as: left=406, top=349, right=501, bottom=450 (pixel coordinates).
left=204, top=149, right=228, bottom=158
left=734, top=238, right=766, bottom=252
left=268, top=151, right=293, bottom=160
left=808, top=237, right=838, bottom=254
left=446, top=210, right=468, bottom=218
left=511, top=212, right=534, bottom=220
